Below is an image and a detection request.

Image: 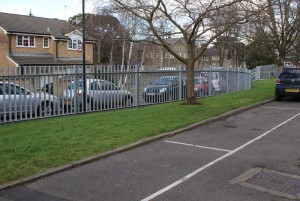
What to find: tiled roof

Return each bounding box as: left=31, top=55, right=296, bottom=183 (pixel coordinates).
left=9, top=54, right=90, bottom=65
left=0, top=12, right=93, bottom=41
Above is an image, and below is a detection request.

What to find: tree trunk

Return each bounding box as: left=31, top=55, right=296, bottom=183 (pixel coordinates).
left=186, top=60, right=197, bottom=104
left=278, top=53, right=285, bottom=71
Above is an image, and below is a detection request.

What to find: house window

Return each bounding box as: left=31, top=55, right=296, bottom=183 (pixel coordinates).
left=151, top=51, right=154, bottom=58
left=67, top=39, right=81, bottom=50
left=17, top=35, right=35, bottom=47
left=156, top=51, right=161, bottom=58
left=43, top=37, right=49, bottom=48
left=212, top=56, right=219, bottom=61
left=202, top=56, right=209, bottom=61
left=146, top=51, right=149, bottom=58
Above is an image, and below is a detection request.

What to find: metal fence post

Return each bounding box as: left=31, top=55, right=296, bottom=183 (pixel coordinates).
left=248, top=69, right=252, bottom=90
left=256, top=66, right=261, bottom=80
left=209, top=66, right=213, bottom=96
left=179, top=65, right=182, bottom=101
left=237, top=67, right=240, bottom=92
left=226, top=67, right=229, bottom=94
left=135, top=65, right=140, bottom=107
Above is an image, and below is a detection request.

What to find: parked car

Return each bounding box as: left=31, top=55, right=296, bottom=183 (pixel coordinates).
left=196, top=72, right=222, bottom=94
left=39, top=82, right=54, bottom=95
left=143, top=76, right=186, bottom=103
left=0, top=82, right=61, bottom=118
left=38, top=78, right=72, bottom=97
left=62, top=79, right=133, bottom=111
left=275, top=66, right=300, bottom=101
left=212, top=72, right=222, bottom=93
left=194, top=77, right=209, bottom=97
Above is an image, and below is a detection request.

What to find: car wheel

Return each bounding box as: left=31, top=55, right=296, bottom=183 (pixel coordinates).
left=123, top=96, right=133, bottom=107
left=275, top=95, right=283, bottom=101
left=80, top=99, right=93, bottom=112
left=199, top=89, right=204, bottom=97
left=169, top=90, right=179, bottom=101
left=38, top=101, right=53, bottom=117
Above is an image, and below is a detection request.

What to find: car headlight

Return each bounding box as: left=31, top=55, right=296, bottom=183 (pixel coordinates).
left=159, top=88, right=167, bottom=93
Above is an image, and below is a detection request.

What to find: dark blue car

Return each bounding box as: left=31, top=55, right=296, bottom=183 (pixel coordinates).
left=143, top=76, right=186, bottom=103
left=275, top=66, right=300, bottom=101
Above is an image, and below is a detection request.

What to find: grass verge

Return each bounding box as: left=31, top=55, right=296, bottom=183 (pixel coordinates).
left=0, top=79, right=275, bottom=185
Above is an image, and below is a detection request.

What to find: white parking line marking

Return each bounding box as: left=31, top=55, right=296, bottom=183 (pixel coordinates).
left=165, top=140, right=232, bottom=153
left=264, top=106, right=300, bottom=110
left=141, top=112, right=300, bottom=201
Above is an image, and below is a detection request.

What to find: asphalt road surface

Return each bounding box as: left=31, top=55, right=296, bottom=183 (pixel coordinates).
left=1, top=98, right=300, bottom=201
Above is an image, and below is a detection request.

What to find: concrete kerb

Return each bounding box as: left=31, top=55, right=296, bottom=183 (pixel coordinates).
left=0, top=98, right=274, bottom=191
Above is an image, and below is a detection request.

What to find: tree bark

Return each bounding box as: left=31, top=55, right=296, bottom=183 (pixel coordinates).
left=185, top=59, right=197, bottom=105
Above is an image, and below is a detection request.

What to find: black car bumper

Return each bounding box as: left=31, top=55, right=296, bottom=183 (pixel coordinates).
left=275, top=85, right=300, bottom=99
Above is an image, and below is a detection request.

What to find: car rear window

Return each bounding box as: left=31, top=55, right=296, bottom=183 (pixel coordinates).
left=279, top=69, right=300, bottom=79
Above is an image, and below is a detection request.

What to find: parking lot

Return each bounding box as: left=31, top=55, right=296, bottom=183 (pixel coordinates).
left=1, top=99, right=300, bottom=201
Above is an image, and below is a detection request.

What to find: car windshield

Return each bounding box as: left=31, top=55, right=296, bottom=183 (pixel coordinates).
left=69, top=80, right=83, bottom=89
left=153, top=77, right=176, bottom=85
left=194, top=78, right=202, bottom=84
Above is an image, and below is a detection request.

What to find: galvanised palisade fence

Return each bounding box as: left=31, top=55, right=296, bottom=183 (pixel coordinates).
left=0, top=65, right=251, bottom=123
left=251, top=64, right=279, bottom=82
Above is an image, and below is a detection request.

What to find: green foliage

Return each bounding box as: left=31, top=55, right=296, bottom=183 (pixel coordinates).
left=0, top=79, right=275, bottom=185
left=68, top=13, right=83, bottom=28
left=245, top=33, right=276, bottom=69
left=69, top=13, right=126, bottom=65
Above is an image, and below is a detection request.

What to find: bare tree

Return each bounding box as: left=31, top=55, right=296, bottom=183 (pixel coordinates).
left=250, top=0, right=300, bottom=69
left=110, top=0, right=253, bottom=104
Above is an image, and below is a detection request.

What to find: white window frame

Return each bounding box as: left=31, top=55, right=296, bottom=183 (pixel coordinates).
left=43, top=37, right=49, bottom=48
left=202, top=56, right=209, bottom=61
left=67, top=39, right=81, bottom=50
left=212, top=55, right=219, bottom=61
left=16, top=35, right=35, bottom=47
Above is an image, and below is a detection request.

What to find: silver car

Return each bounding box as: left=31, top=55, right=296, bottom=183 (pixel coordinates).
left=62, top=79, right=133, bottom=111
left=0, top=82, right=61, bottom=118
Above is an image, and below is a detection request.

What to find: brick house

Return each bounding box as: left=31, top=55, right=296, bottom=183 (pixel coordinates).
left=132, top=38, right=188, bottom=68
left=132, top=38, right=237, bottom=69
left=0, top=12, right=95, bottom=75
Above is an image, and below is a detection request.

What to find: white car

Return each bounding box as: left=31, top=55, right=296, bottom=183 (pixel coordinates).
left=212, top=72, right=222, bottom=92
left=62, top=79, right=133, bottom=111
left=0, top=82, right=61, bottom=118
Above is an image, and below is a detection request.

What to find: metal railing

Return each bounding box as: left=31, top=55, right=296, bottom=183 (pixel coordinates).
left=251, top=65, right=279, bottom=82
left=0, top=65, right=251, bottom=123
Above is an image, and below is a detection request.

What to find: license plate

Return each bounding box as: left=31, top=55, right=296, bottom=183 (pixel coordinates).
left=285, top=89, right=299, bottom=93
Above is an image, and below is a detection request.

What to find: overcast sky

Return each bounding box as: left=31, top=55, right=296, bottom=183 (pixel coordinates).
left=0, top=0, right=95, bottom=20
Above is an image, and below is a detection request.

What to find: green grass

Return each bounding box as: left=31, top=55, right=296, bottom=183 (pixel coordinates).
left=0, top=79, right=275, bottom=185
